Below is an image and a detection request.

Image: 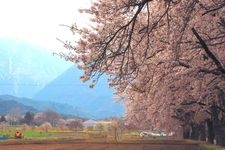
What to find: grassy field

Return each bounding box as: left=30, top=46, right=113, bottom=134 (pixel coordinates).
left=0, top=127, right=224, bottom=150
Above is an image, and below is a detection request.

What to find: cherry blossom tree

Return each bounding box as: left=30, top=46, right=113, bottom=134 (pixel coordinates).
left=65, top=119, right=83, bottom=131
left=40, top=122, right=52, bottom=132
left=63, top=0, right=225, bottom=145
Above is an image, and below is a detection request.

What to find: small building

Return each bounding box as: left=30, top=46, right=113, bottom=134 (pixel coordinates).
left=83, top=119, right=96, bottom=129
left=95, top=121, right=112, bottom=131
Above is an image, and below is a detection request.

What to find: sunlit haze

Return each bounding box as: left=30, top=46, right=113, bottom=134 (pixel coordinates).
left=0, top=0, right=91, bottom=52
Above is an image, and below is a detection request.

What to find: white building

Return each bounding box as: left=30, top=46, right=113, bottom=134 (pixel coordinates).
left=83, top=119, right=96, bottom=129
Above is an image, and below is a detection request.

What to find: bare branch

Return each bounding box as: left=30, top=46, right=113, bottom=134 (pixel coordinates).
left=192, top=28, right=225, bottom=75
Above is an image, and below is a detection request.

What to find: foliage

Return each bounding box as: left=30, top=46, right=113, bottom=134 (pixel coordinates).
left=65, top=119, right=83, bottom=130
left=40, top=122, right=52, bottom=132
left=0, top=115, right=6, bottom=123
left=34, top=109, right=61, bottom=126
left=6, top=108, right=22, bottom=125
left=63, top=0, right=225, bottom=146
left=23, top=112, right=34, bottom=125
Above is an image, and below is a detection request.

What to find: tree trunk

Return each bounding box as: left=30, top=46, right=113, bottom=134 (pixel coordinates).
left=183, top=125, right=190, bottom=139
left=210, top=104, right=223, bottom=145
left=214, top=123, right=225, bottom=146
left=214, top=87, right=225, bottom=146
left=114, top=127, right=118, bottom=142
left=199, top=122, right=206, bottom=141
left=190, top=123, right=199, bottom=140
left=215, top=134, right=225, bottom=146
left=206, top=119, right=214, bottom=144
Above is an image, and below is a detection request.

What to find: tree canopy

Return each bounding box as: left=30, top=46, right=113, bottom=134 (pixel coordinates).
left=63, top=0, right=225, bottom=146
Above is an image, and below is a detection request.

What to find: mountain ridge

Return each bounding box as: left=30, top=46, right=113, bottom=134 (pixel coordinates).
left=0, top=38, right=124, bottom=119
left=0, top=38, right=72, bottom=97
left=0, top=97, right=37, bottom=115
left=33, top=67, right=124, bottom=119
left=0, top=95, right=85, bottom=117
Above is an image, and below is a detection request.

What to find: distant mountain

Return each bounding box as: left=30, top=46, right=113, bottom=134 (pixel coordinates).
left=0, top=38, right=124, bottom=119
left=0, top=38, right=72, bottom=97
left=0, top=98, right=37, bottom=115
left=0, top=95, right=84, bottom=117
left=33, top=67, right=124, bottom=119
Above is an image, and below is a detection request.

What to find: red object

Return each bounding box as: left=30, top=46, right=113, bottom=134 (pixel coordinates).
left=14, top=132, right=22, bottom=138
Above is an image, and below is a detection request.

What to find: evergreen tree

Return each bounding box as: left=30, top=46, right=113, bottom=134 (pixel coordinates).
left=24, top=111, right=34, bottom=125
left=0, top=115, right=6, bottom=122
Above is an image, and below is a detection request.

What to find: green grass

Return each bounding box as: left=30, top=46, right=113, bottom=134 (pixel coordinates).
left=1, top=127, right=224, bottom=150
left=0, top=130, right=51, bottom=140
left=23, top=130, right=51, bottom=137
left=0, top=130, right=49, bottom=136
left=128, top=131, right=140, bottom=136
left=200, top=144, right=225, bottom=150
left=185, top=140, right=225, bottom=150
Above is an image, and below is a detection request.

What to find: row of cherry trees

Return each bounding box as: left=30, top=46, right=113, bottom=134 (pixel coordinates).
left=63, top=0, right=225, bottom=146
left=0, top=110, right=84, bottom=131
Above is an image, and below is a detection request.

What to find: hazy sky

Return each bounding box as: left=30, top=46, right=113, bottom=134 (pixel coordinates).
left=0, top=0, right=91, bottom=52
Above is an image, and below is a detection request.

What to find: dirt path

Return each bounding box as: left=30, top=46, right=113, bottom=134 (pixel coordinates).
left=0, top=140, right=201, bottom=150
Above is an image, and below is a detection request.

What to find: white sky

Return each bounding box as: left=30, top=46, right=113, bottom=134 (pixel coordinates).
left=0, top=0, right=91, bottom=52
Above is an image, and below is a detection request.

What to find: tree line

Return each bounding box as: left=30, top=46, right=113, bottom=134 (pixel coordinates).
left=0, top=110, right=83, bottom=131
left=61, top=0, right=225, bottom=146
